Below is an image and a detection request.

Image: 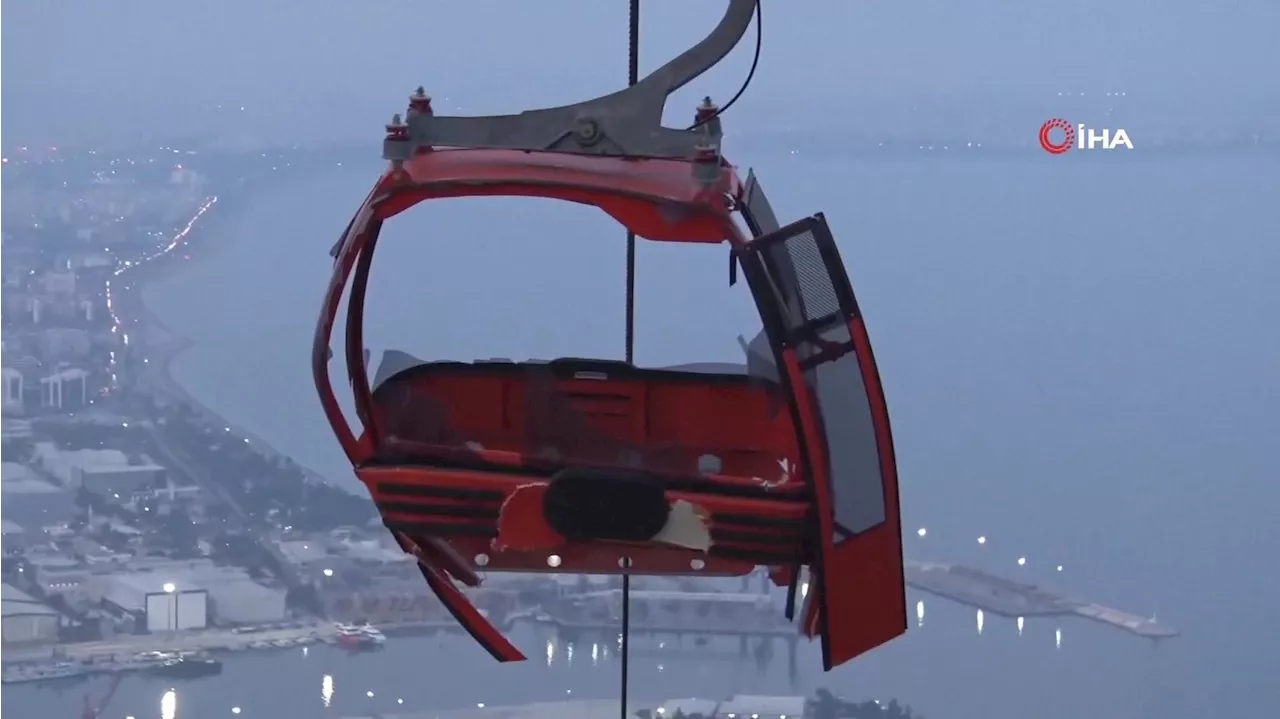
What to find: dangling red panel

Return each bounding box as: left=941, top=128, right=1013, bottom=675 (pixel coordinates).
left=738, top=214, right=907, bottom=670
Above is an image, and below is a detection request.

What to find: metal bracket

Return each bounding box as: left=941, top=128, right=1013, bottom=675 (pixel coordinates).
left=385, top=0, right=758, bottom=162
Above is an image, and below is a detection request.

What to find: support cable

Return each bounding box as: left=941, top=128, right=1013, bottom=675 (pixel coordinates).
left=620, top=2, right=640, bottom=718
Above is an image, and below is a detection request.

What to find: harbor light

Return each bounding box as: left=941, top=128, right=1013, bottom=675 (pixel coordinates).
left=162, top=582, right=176, bottom=593
left=478, top=703, right=486, bottom=708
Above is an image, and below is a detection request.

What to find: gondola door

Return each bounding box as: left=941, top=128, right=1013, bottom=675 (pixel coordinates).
left=738, top=214, right=907, bottom=670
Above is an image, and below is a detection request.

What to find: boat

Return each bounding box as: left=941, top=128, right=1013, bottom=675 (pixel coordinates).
left=0, top=661, right=92, bottom=685
left=131, top=650, right=179, bottom=664
left=334, top=622, right=387, bottom=651
left=144, top=656, right=223, bottom=679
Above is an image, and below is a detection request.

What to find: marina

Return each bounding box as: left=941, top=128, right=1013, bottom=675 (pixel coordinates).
left=0, top=621, right=392, bottom=685
left=4, top=558, right=1182, bottom=687
left=343, top=699, right=659, bottom=719
left=904, top=561, right=1180, bottom=639
left=339, top=692, right=875, bottom=719
left=534, top=589, right=798, bottom=639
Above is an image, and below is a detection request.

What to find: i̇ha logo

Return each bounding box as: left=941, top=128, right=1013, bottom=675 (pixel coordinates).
left=1039, top=118, right=1133, bottom=154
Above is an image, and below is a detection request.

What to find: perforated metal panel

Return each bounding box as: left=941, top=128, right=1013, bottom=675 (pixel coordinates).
left=740, top=214, right=888, bottom=537
left=776, top=228, right=842, bottom=326
left=743, top=214, right=859, bottom=337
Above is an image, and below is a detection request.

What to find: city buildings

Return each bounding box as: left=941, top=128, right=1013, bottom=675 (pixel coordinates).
left=103, top=561, right=286, bottom=629
left=1, top=417, right=33, bottom=441
left=34, top=443, right=166, bottom=495
left=1, top=519, right=28, bottom=553
left=39, top=367, right=89, bottom=410
left=1, top=583, right=60, bottom=645
left=1, top=462, right=76, bottom=527
left=24, top=550, right=91, bottom=599
left=102, top=574, right=209, bottom=632
left=1, top=367, right=23, bottom=413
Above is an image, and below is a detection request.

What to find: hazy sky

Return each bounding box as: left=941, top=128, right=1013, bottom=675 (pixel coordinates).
left=3, top=0, right=1277, bottom=146
left=4, top=4, right=1280, bottom=718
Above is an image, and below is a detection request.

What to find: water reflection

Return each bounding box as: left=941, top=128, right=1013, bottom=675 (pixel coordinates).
left=25, top=606, right=1088, bottom=719
left=160, top=689, right=177, bottom=719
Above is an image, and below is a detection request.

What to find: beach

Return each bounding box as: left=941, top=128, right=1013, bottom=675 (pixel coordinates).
left=109, top=192, right=343, bottom=490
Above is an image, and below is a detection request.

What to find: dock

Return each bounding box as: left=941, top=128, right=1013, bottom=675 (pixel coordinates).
left=1, top=616, right=502, bottom=671
left=343, top=699, right=651, bottom=719
left=341, top=695, right=809, bottom=719
left=542, top=589, right=792, bottom=632
left=904, top=560, right=1179, bottom=639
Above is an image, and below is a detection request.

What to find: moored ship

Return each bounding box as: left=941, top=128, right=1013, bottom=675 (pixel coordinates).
left=144, top=656, right=223, bottom=680
left=334, top=622, right=387, bottom=651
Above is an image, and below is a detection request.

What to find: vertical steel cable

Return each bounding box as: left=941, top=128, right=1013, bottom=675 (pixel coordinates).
left=620, top=2, right=640, bottom=718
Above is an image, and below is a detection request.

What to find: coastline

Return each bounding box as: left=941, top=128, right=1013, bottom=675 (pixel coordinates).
left=112, top=193, right=343, bottom=490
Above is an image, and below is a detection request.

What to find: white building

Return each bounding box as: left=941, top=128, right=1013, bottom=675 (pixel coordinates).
left=25, top=552, right=90, bottom=599
left=2, top=583, right=60, bottom=644
left=104, top=562, right=286, bottom=628
left=713, top=696, right=808, bottom=719
left=103, top=574, right=209, bottom=632
left=1, top=464, right=75, bottom=526
left=2, top=368, right=23, bottom=414
left=2, top=417, right=33, bottom=440
left=35, top=444, right=165, bottom=494
left=39, top=368, right=89, bottom=411
left=1, top=518, right=26, bottom=552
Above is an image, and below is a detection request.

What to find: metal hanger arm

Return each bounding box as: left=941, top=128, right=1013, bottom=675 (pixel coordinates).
left=386, top=0, right=757, bottom=160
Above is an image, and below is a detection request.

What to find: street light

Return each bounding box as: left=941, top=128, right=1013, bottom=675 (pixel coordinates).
left=163, top=582, right=177, bottom=593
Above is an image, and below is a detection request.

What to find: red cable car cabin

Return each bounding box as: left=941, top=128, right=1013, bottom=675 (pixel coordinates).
left=312, top=0, right=906, bottom=672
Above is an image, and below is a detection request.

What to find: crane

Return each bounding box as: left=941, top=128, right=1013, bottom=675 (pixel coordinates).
left=81, top=673, right=123, bottom=719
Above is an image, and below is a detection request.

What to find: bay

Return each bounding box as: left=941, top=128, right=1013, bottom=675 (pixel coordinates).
left=10, top=149, right=1278, bottom=719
